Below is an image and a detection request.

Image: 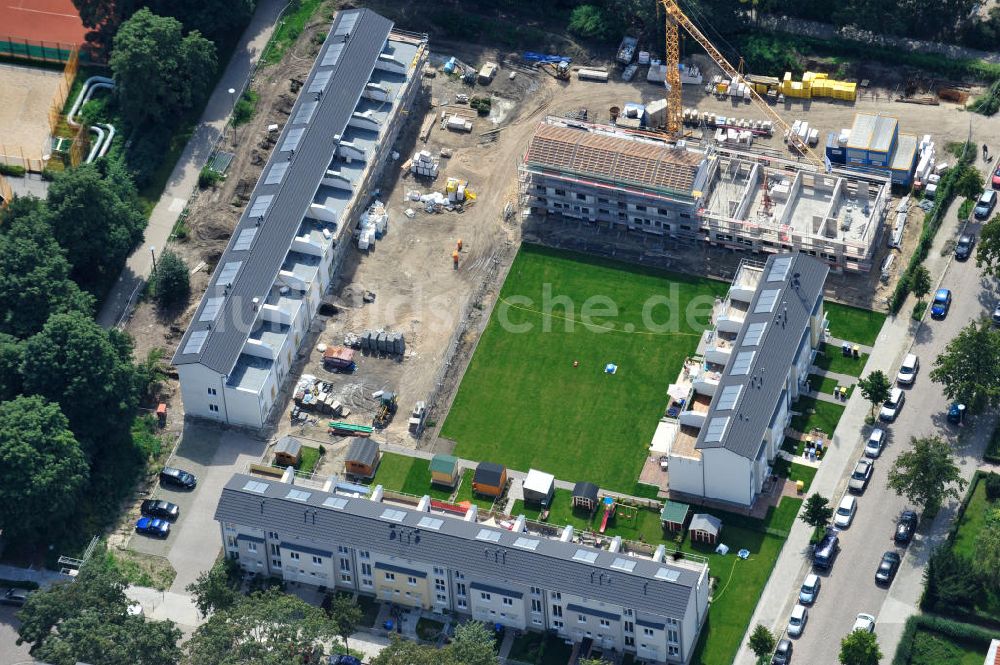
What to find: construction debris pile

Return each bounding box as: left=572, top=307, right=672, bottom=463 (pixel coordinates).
left=346, top=329, right=406, bottom=356
left=357, top=200, right=388, bottom=251
left=405, top=177, right=476, bottom=213
left=293, top=374, right=349, bottom=416
left=410, top=149, right=439, bottom=178
left=780, top=71, right=857, bottom=102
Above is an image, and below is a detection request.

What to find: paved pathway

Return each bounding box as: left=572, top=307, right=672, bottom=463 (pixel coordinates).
left=0, top=563, right=72, bottom=588
left=96, top=0, right=287, bottom=328
left=824, top=336, right=874, bottom=355
left=806, top=389, right=848, bottom=405
left=809, top=367, right=859, bottom=385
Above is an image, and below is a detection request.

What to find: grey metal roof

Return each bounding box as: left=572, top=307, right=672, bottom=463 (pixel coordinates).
left=689, top=513, right=722, bottom=535
left=346, top=438, right=379, bottom=466
left=475, top=461, right=505, bottom=486
left=275, top=435, right=302, bottom=455
left=696, top=254, right=828, bottom=459
left=573, top=482, right=599, bottom=503
left=215, top=473, right=703, bottom=617
left=172, top=8, right=394, bottom=373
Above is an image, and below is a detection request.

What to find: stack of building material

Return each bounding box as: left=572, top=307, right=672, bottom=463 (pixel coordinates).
left=445, top=114, right=472, bottom=132
left=357, top=200, right=388, bottom=251
left=294, top=376, right=345, bottom=414
left=780, top=71, right=857, bottom=101
left=410, top=150, right=439, bottom=178
left=359, top=329, right=406, bottom=355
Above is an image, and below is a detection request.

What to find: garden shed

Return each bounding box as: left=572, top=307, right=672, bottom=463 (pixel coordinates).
left=472, top=461, right=507, bottom=497
left=274, top=435, right=302, bottom=467
left=689, top=513, right=722, bottom=544
left=659, top=500, right=690, bottom=532
left=429, top=454, right=459, bottom=488
left=572, top=482, right=600, bottom=512
left=344, top=438, right=381, bottom=480
left=522, top=469, right=555, bottom=506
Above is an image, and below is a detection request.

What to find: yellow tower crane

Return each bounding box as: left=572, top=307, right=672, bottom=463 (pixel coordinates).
left=656, top=0, right=826, bottom=169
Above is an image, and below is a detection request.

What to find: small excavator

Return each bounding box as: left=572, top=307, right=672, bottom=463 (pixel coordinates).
left=538, top=60, right=570, bottom=81
left=373, top=391, right=398, bottom=429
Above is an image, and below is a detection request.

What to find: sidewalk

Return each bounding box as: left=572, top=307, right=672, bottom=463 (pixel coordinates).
left=96, top=0, right=287, bottom=328
left=0, top=563, right=72, bottom=588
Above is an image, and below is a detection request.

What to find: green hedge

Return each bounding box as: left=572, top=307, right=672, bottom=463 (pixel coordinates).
left=893, top=614, right=999, bottom=665
left=0, top=163, right=26, bottom=177
left=0, top=578, right=40, bottom=590
left=986, top=424, right=1000, bottom=464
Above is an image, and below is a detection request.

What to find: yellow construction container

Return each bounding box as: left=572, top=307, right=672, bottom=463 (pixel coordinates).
left=778, top=71, right=856, bottom=102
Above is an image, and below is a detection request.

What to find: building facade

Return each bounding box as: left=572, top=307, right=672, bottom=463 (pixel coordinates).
left=172, top=9, right=427, bottom=428
left=519, top=117, right=890, bottom=273
left=663, top=253, right=828, bottom=507
left=216, top=472, right=711, bottom=665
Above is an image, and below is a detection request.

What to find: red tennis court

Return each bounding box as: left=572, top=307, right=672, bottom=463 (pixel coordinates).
left=0, top=0, right=87, bottom=47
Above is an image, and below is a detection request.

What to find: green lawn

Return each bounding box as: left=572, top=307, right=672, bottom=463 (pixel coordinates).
left=297, top=446, right=321, bottom=474
left=443, top=245, right=727, bottom=492
left=453, top=469, right=497, bottom=511
left=789, top=396, right=846, bottom=436
left=813, top=343, right=869, bottom=377
left=808, top=374, right=854, bottom=397
left=511, top=488, right=598, bottom=531
left=370, top=453, right=452, bottom=500
left=262, top=0, right=326, bottom=65
left=824, top=302, right=886, bottom=347
left=773, top=457, right=818, bottom=493
left=904, top=628, right=986, bottom=665
left=950, top=475, right=1000, bottom=620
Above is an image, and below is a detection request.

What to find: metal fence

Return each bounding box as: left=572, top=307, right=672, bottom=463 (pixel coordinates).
left=0, top=36, right=79, bottom=63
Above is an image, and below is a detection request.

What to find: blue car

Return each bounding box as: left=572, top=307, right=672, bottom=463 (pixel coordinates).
left=135, top=517, right=170, bottom=538
left=930, top=289, right=952, bottom=319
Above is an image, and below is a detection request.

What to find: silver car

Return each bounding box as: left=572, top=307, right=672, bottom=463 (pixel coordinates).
left=848, top=459, right=873, bottom=494
left=787, top=604, right=808, bottom=637
left=798, top=573, right=821, bottom=605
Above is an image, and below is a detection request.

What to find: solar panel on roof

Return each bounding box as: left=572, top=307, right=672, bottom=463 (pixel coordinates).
left=731, top=351, right=755, bottom=375
left=513, top=537, right=540, bottom=550
left=322, top=42, right=343, bottom=67
left=243, top=480, right=269, bottom=494
left=380, top=508, right=406, bottom=522
left=249, top=194, right=274, bottom=218
left=199, top=297, right=225, bottom=322
left=475, top=529, right=501, bottom=543
left=716, top=384, right=742, bottom=411
left=264, top=162, right=289, bottom=186
left=704, top=416, right=730, bottom=443
left=216, top=261, right=242, bottom=286
left=295, top=100, right=318, bottom=125
left=233, top=228, right=257, bottom=251
left=309, top=70, right=333, bottom=93
left=286, top=489, right=311, bottom=502
left=743, top=322, right=767, bottom=347
left=767, top=256, right=793, bottom=282
left=182, top=330, right=209, bottom=355
left=281, top=127, right=305, bottom=152
left=754, top=289, right=780, bottom=314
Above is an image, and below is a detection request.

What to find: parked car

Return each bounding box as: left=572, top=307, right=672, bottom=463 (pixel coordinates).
left=992, top=159, right=1000, bottom=188
left=135, top=516, right=170, bottom=538
left=993, top=302, right=1000, bottom=326
left=0, top=588, right=30, bottom=606
left=160, top=467, right=197, bottom=489
left=798, top=573, right=821, bottom=605
left=848, top=459, right=874, bottom=493
left=875, top=551, right=901, bottom=585
left=771, top=638, right=793, bottom=665
left=864, top=428, right=886, bottom=458
left=834, top=495, right=858, bottom=528
left=852, top=613, right=876, bottom=634
left=896, top=354, right=919, bottom=386
left=787, top=604, right=809, bottom=637
left=329, top=656, right=363, bottom=665
left=140, top=499, right=179, bottom=520
left=895, top=511, right=918, bottom=545
left=880, top=387, right=905, bottom=422
left=955, top=234, right=976, bottom=260
left=930, top=289, right=952, bottom=319
left=974, top=189, right=997, bottom=219
left=813, top=531, right=840, bottom=570
left=947, top=402, right=966, bottom=425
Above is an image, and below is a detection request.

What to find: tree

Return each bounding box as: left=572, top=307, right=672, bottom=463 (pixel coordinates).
left=930, top=321, right=1000, bottom=413
left=111, top=9, right=217, bottom=129
left=976, top=214, right=1000, bottom=277
left=0, top=333, right=24, bottom=401
left=888, top=435, right=967, bottom=515
left=0, top=212, right=94, bottom=338
left=922, top=546, right=978, bottom=613
left=568, top=5, right=616, bottom=40
left=44, top=162, right=146, bottom=288
left=857, top=370, right=891, bottom=418
left=953, top=163, right=984, bottom=199
left=910, top=265, right=932, bottom=301
left=185, top=587, right=337, bottom=665
left=450, top=621, right=498, bottom=665
left=974, top=507, right=1000, bottom=591
left=22, top=312, right=140, bottom=457
left=186, top=558, right=239, bottom=617
left=145, top=0, right=256, bottom=42
left=748, top=624, right=777, bottom=664
left=136, top=347, right=170, bottom=400
left=369, top=637, right=444, bottom=665
left=71, top=0, right=140, bottom=57
left=154, top=249, right=191, bottom=309
left=0, top=396, right=88, bottom=543
left=327, top=591, right=363, bottom=654
left=18, top=548, right=182, bottom=665
left=579, top=659, right=613, bottom=665
left=800, top=493, right=834, bottom=529
left=839, top=628, right=882, bottom=665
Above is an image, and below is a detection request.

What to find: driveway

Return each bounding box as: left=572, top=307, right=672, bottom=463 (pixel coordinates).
left=128, top=423, right=267, bottom=593
left=0, top=605, right=35, bottom=664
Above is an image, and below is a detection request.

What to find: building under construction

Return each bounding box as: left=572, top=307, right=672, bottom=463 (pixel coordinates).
left=519, top=117, right=891, bottom=273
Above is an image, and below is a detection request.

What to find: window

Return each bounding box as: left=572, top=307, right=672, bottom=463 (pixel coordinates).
left=337, top=545, right=349, bottom=554
left=668, top=646, right=680, bottom=656
left=226, top=535, right=236, bottom=548
left=668, top=629, right=679, bottom=643
left=553, top=620, right=563, bottom=628
left=437, top=594, right=447, bottom=602
left=289, top=552, right=300, bottom=561
left=531, top=586, right=541, bottom=596
left=552, top=592, right=561, bottom=600
left=361, top=563, right=372, bottom=576
left=455, top=571, right=464, bottom=580
left=578, top=615, right=586, bottom=624
left=531, top=599, right=542, bottom=613
left=643, top=628, right=654, bottom=636
left=270, top=543, right=280, bottom=556
left=341, top=573, right=352, bottom=583
left=481, top=592, right=491, bottom=601
left=600, top=619, right=611, bottom=628
left=597, top=197, right=609, bottom=204
left=272, top=558, right=281, bottom=568
left=384, top=572, right=395, bottom=581
left=359, top=550, right=370, bottom=560
left=435, top=580, right=446, bottom=592
left=502, top=597, right=513, bottom=606
left=340, top=559, right=350, bottom=571
left=433, top=567, right=445, bottom=575
left=625, top=637, right=635, bottom=647
left=207, top=387, right=217, bottom=395
left=309, top=555, right=322, bottom=565
left=555, top=189, right=565, bottom=196
left=576, top=193, right=586, bottom=200
left=532, top=618, right=542, bottom=626
left=457, top=599, right=468, bottom=609
left=625, top=621, right=634, bottom=634
left=636, top=205, right=647, bottom=212
left=362, top=579, right=373, bottom=588
left=552, top=605, right=563, bottom=617
left=407, top=576, right=417, bottom=586
left=247, top=542, right=257, bottom=553
left=456, top=583, right=467, bottom=597
left=209, top=404, right=219, bottom=413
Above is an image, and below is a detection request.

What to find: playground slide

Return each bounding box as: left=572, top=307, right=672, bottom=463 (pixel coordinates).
left=599, top=502, right=615, bottom=533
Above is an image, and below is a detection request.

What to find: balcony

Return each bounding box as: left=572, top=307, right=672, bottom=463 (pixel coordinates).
left=713, top=297, right=749, bottom=335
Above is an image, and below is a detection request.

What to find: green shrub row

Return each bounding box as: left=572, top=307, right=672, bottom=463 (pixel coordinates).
left=0, top=163, right=26, bottom=177
left=0, top=578, right=40, bottom=590
left=986, top=424, right=1000, bottom=464
left=893, top=613, right=999, bottom=665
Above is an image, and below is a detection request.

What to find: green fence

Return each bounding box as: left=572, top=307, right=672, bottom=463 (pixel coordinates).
left=0, top=36, right=79, bottom=64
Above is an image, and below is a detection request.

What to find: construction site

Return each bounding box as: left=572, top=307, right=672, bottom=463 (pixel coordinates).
left=123, top=0, right=1000, bottom=457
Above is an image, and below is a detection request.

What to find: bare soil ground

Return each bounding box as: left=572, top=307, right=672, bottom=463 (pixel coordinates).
left=0, top=62, right=63, bottom=164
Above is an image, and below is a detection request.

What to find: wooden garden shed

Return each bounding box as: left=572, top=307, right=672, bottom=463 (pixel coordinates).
left=344, top=438, right=381, bottom=480
left=429, top=454, right=459, bottom=488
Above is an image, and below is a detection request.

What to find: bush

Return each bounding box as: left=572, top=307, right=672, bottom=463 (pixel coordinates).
left=912, top=301, right=927, bottom=320
left=232, top=90, right=259, bottom=126
left=198, top=166, right=222, bottom=189
left=0, top=163, right=26, bottom=177
left=568, top=5, right=615, bottom=41
left=921, top=546, right=978, bottom=614
left=971, top=78, right=1000, bottom=117
left=894, top=614, right=999, bottom=665
left=987, top=425, right=1000, bottom=464
left=153, top=249, right=190, bottom=309
left=125, top=130, right=172, bottom=189
left=985, top=472, right=1000, bottom=500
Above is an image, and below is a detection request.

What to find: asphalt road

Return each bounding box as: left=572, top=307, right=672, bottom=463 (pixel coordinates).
left=0, top=605, right=35, bottom=664
left=785, top=216, right=997, bottom=663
